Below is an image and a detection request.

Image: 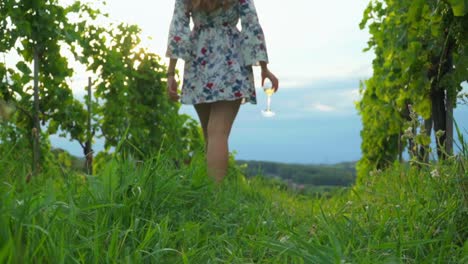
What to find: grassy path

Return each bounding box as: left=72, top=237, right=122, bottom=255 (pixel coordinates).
left=0, top=154, right=466, bottom=263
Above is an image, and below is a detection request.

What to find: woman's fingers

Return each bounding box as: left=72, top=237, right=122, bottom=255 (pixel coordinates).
left=266, top=72, right=279, bottom=92
left=272, top=75, right=279, bottom=92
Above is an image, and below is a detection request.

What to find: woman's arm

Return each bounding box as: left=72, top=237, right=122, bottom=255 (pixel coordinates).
left=166, top=58, right=180, bottom=101
left=259, top=61, right=268, bottom=72
left=167, top=59, right=178, bottom=77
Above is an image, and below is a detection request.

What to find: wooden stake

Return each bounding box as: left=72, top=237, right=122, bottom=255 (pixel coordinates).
left=85, top=77, right=93, bottom=175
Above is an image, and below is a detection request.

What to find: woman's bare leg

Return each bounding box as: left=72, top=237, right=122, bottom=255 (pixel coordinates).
left=194, top=103, right=211, bottom=150
left=206, top=99, right=242, bottom=183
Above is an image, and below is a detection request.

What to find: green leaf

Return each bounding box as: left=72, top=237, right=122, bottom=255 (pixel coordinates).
left=360, top=2, right=374, bottom=30
left=448, top=0, right=467, bottom=16
left=415, top=134, right=431, bottom=146
left=16, top=61, right=32, bottom=75
left=408, top=0, right=424, bottom=22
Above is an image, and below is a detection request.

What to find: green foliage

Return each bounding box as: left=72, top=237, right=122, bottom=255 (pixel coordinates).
left=0, top=150, right=466, bottom=262
left=0, top=0, right=103, bottom=170
left=238, top=160, right=356, bottom=186
left=448, top=0, right=468, bottom=16
left=358, top=0, right=468, bottom=178
left=1, top=1, right=203, bottom=172
left=76, top=21, right=203, bottom=161
left=50, top=148, right=73, bottom=169
left=266, top=160, right=467, bottom=263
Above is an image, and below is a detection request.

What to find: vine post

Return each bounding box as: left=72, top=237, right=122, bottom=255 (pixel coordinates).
left=85, top=77, right=93, bottom=174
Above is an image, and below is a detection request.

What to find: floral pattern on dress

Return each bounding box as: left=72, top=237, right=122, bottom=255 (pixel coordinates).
left=166, top=0, right=269, bottom=105
left=238, top=0, right=269, bottom=66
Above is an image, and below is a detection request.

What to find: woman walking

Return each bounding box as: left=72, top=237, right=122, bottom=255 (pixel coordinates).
left=166, top=0, right=279, bottom=183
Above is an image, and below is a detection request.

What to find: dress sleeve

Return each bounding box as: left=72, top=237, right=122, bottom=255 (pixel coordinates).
left=239, top=0, right=269, bottom=66
left=166, top=0, right=192, bottom=61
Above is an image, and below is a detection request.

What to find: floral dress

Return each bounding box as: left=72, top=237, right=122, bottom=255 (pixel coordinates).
left=166, top=0, right=269, bottom=105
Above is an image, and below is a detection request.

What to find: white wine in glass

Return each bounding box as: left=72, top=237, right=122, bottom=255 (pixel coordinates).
left=261, top=79, right=275, bottom=117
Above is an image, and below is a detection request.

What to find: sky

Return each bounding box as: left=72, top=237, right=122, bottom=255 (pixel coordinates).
left=44, top=0, right=468, bottom=163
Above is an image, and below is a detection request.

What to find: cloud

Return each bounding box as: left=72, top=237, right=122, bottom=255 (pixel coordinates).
left=306, top=103, right=336, bottom=112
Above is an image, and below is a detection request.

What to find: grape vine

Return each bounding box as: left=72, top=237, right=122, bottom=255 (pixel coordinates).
left=358, top=0, right=468, bottom=178
left=1, top=0, right=203, bottom=175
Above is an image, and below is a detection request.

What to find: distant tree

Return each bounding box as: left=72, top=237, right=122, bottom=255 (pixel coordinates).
left=239, top=161, right=357, bottom=186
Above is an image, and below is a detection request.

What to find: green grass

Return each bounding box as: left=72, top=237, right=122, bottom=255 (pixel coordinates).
left=0, top=152, right=466, bottom=263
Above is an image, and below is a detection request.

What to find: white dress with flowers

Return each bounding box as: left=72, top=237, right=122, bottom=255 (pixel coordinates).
left=166, top=0, right=269, bottom=105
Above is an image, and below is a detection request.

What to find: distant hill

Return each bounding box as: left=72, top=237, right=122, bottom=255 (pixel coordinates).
left=51, top=147, right=86, bottom=172
left=51, top=147, right=357, bottom=188
left=237, top=160, right=357, bottom=187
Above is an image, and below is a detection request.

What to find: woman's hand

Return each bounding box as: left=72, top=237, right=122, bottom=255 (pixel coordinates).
left=261, top=68, right=279, bottom=92
left=167, top=76, right=180, bottom=102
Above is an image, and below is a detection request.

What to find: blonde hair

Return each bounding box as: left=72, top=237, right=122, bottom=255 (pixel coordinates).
left=187, top=0, right=235, bottom=12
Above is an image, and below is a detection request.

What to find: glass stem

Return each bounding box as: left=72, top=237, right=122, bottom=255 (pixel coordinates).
left=267, top=95, right=272, bottom=111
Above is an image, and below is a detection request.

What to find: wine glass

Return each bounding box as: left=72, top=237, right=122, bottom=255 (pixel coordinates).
left=261, top=79, right=275, bottom=117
